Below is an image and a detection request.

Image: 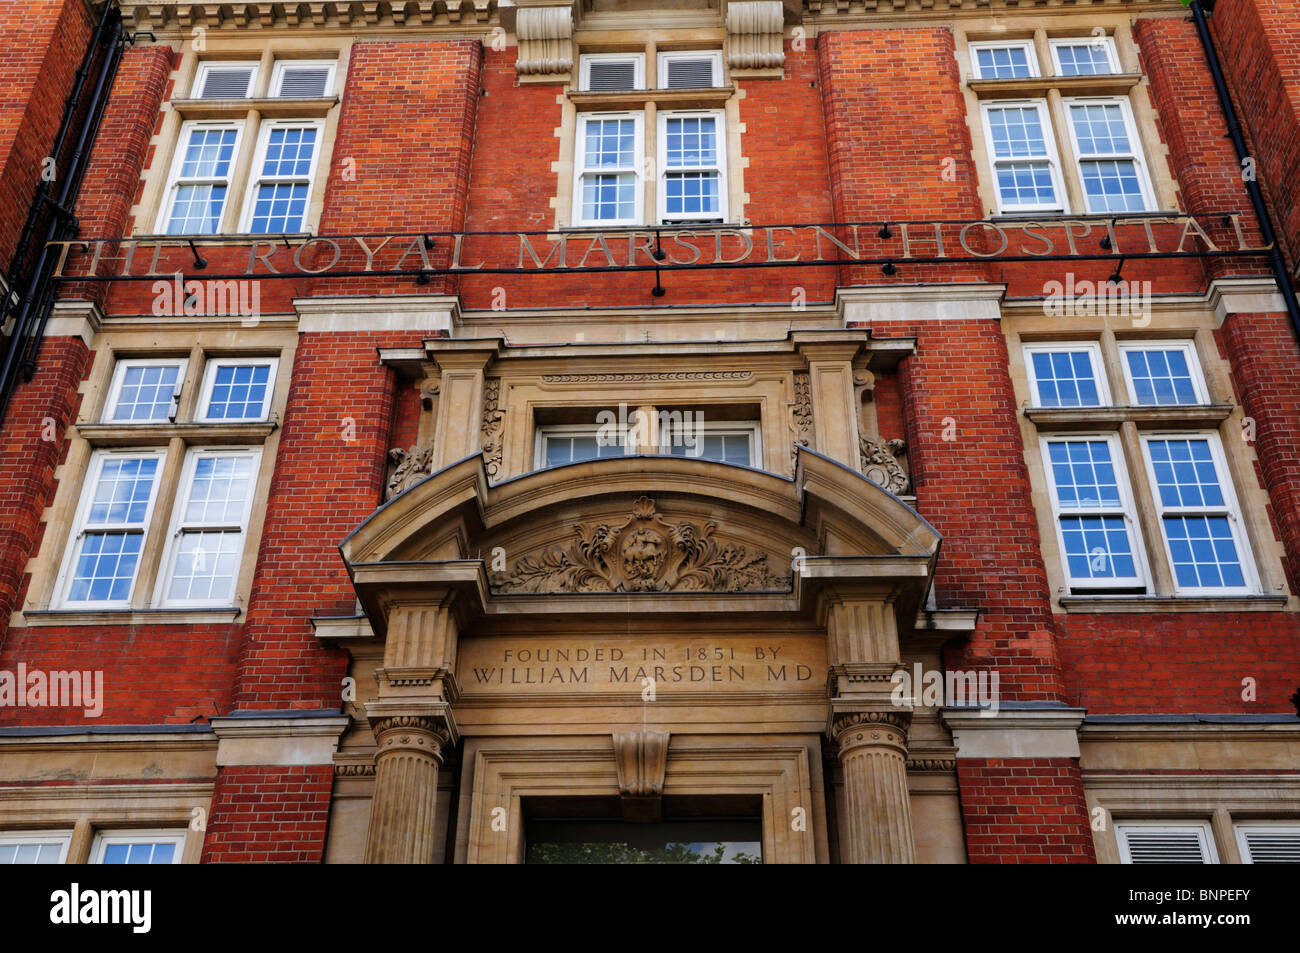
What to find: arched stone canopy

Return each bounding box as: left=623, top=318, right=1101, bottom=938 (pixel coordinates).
left=339, top=446, right=942, bottom=633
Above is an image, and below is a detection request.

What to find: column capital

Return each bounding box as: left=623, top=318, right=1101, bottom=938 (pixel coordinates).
left=370, top=713, right=455, bottom=764
left=829, top=708, right=911, bottom=757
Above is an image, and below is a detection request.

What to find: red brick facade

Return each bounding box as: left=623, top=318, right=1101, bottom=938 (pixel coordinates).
left=1, top=2, right=1298, bottom=866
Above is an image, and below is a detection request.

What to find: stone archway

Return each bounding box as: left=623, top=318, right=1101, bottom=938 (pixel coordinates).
left=339, top=448, right=941, bottom=863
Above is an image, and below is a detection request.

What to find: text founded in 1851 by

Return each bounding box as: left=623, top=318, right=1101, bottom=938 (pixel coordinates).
left=457, top=637, right=827, bottom=694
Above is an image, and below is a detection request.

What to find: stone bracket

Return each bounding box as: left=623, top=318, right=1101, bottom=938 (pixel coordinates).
left=516, top=5, right=574, bottom=82
left=613, top=729, right=670, bottom=822
left=727, top=1, right=786, bottom=73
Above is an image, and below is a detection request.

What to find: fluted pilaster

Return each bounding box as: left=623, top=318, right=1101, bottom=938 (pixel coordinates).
left=832, top=710, right=916, bottom=864
left=364, top=716, right=451, bottom=864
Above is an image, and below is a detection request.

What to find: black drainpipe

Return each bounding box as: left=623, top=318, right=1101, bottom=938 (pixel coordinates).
left=0, top=0, right=127, bottom=424
left=1189, top=0, right=1300, bottom=340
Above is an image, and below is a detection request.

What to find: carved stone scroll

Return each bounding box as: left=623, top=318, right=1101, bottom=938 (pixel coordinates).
left=481, top=377, right=504, bottom=481
left=859, top=436, right=909, bottom=495
left=386, top=443, right=434, bottom=500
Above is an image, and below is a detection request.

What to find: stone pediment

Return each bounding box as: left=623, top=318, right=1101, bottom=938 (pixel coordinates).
left=490, top=495, right=792, bottom=594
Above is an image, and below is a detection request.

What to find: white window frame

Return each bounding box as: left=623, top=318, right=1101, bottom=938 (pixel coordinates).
left=55, top=448, right=167, bottom=608
left=657, top=109, right=728, bottom=225
left=656, top=50, right=724, bottom=89
left=237, top=119, right=326, bottom=235
left=535, top=424, right=634, bottom=470
left=979, top=99, right=1067, bottom=214
left=103, top=358, right=188, bottom=424
left=969, top=40, right=1040, bottom=80
left=578, top=52, right=646, bottom=92
left=1235, top=821, right=1300, bottom=864
left=658, top=420, right=761, bottom=468
left=196, top=357, right=279, bottom=423
left=0, top=831, right=72, bottom=864
left=572, top=111, right=645, bottom=227
left=1139, top=431, right=1259, bottom=596
left=155, top=447, right=263, bottom=609
left=90, top=830, right=187, bottom=865
left=1040, top=432, right=1149, bottom=591
left=1116, top=821, right=1219, bottom=864
left=155, top=119, right=246, bottom=235
left=1117, top=340, right=1210, bottom=406
left=191, top=61, right=257, bottom=100
left=1023, top=342, right=1111, bottom=407
left=1049, top=35, right=1121, bottom=76
left=1062, top=96, right=1156, bottom=214
left=269, top=59, right=337, bottom=98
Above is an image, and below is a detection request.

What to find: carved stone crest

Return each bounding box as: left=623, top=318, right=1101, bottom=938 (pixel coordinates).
left=492, top=496, right=793, bottom=594
left=386, top=443, right=434, bottom=500
left=859, top=436, right=909, bottom=495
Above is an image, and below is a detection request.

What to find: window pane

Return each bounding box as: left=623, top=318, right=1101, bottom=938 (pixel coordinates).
left=1047, top=440, right=1121, bottom=508
left=1056, top=43, right=1114, bottom=76
left=1164, top=515, right=1245, bottom=589
left=100, top=841, right=175, bottom=864
left=112, top=364, right=182, bottom=422
left=668, top=432, right=752, bottom=466
left=975, top=46, right=1032, bottom=79
left=987, top=106, right=1050, bottom=159
left=1031, top=351, right=1099, bottom=407
left=4, top=842, right=63, bottom=864
left=1146, top=439, right=1224, bottom=508
left=261, top=127, right=317, bottom=176
left=995, top=161, right=1057, bottom=208
left=1126, top=349, right=1198, bottom=405
left=167, top=183, right=228, bottom=234
left=664, top=172, right=720, bottom=217
left=544, top=435, right=624, bottom=466
left=68, top=532, right=143, bottom=602
left=204, top=363, right=272, bottom=420
left=1070, top=103, right=1132, bottom=154
left=1060, top=515, right=1137, bottom=580
left=179, top=128, right=238, bottom=178
left=581, top=173, right=636, bottom=221
left=664, top=116, right=718, bottom=167
left=249, top=182, right=310, bottom=233
left=89, top=457, right=159, bottom=526
left=167, top=530, right=243, bottom=603
left=1079, top=158, right=1145, bottom=212
left=583, top=118, right=635, bottom=169
left=185, top=455, right=255, bottom=523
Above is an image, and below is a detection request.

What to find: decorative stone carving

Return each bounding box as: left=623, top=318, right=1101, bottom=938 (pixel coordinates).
left=515, top=5, right=573, bottom=79
left=859, top=436, right=908, bottom=495
left=492, top=495, right=792, bottom=594
left=481, top=377, right=504, bottom=481
left=726, top=0, right=786, bottom=71
left=613, top=729, right=670, bottom=797
left=386, top=443, right=434, bottom=500
left=789, top=372, right=813, bottom=465
left=122, top=0, right=500, bottom=31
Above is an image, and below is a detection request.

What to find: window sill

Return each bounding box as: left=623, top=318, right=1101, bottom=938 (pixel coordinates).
left=967, top=74, right=1142, bottom=97
left=75, top=421, right=277, bottom=446
left=1024, top=404, right=1234, bottom=429
left=568, top=86, right=734, bottom=110
left=170, top=96, right=338, bottom=119
left=19, top=607, right=243, bottom=627
left=1059, top=595, right=1288, bottom=614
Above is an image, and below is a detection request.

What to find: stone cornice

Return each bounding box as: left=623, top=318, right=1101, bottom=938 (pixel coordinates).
left=121, top=1, right=500, bottom=34
left=803, top=0, right=1186, bottom=27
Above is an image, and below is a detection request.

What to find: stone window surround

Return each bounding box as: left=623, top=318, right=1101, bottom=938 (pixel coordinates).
left=15, top=321, right=296, bottom=629
left=132, top=36, right=352, bottom=239
left=550, top=28, right=750, bottom=231
left=956, top=14, right=1180, bottom=220
left=1003, top=301, right=1293, bottom=613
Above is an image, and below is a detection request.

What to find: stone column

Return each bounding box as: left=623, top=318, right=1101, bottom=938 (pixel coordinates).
left=364, top=714, right=453, bottom=864
left=831, top=709, right=917, bottom=864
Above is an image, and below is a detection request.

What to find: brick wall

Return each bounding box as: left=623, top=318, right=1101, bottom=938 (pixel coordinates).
left=957, top=758, right=1097, bottom=863
left=200, top=764, right=333, bottom=863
